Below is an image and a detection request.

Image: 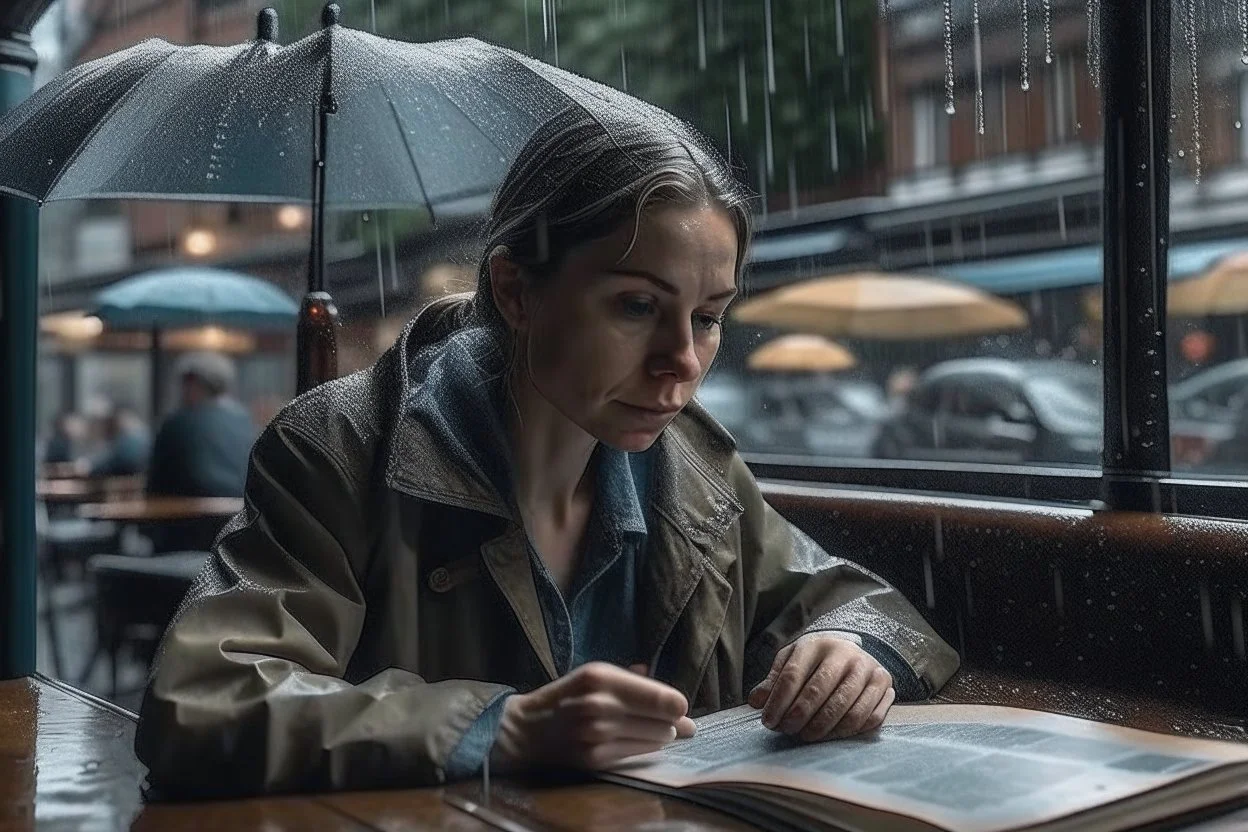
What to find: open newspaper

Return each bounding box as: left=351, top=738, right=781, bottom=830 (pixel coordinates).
left=601, top=703, right=1248, bottom=832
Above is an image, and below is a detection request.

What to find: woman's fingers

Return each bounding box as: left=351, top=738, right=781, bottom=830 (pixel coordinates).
left=803, top=669, right=891, bottom=742
left=583, top=739, right=671, bottom=768
left=761, top=641, right=840, bottom=730
left=565, top=662, right=688, bottom=723
left=675, top=715, right=697, bottom=738
left=578, top=716, right=682, bottom=745
left=748, top=641, right=796, bottom=708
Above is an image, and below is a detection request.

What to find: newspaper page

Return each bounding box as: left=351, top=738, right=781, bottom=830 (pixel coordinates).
left=608, top=703, right=1248, bottom=832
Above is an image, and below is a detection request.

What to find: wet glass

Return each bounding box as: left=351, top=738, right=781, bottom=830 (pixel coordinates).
left=25, top=0, right=1109, bottom=705
left=1165, top=0, right=1248, bottom=479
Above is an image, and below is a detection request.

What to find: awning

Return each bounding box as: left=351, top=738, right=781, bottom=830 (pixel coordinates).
left=935, top=238, right=1248, bottom=294
left=748, top=227, right=851, bottom=264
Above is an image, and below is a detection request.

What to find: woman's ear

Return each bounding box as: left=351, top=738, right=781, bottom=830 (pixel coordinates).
left=488, top=247, right=530, bottom=333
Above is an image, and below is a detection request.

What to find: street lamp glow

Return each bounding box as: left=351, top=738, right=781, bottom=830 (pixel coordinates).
left=276, top=205, right=307, bottom=230
left=183, top=229, right=217, bottom=257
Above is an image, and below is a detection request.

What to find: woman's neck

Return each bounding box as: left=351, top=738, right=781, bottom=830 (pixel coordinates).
left=505, top=365, right=598, bottom=526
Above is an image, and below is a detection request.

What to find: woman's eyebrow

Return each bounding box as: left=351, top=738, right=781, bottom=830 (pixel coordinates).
left=604, top=268, right=737, bottom=301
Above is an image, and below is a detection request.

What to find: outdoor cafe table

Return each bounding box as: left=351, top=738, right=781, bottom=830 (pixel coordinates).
left=76, top=496, right=244, bottom=523
left=3, top=670, right=1247, bottom=831
left=36, top=475, right=144, bottom=505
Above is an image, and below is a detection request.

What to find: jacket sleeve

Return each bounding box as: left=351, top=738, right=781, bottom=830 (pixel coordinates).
left=134, top=419, right=511, bottom=797
left=731, top=460, right=960, bottom=701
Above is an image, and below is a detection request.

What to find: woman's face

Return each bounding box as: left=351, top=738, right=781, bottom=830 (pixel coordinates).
left=521, top=203, right=740, bottom=452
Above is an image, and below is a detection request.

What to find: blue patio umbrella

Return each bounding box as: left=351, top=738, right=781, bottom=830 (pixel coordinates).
left=93, top=267, right=298, bottom=330
left=91, top=267, right=298, bottom=424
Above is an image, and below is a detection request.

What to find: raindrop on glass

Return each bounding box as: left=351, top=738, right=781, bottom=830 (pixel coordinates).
left=765, top=0, right=777, bottom=93
left=943, top=0, right=955, bottom=115
left=803, top=16, right=812, bottom=86
left=1240, top=0, right=1248, bottom=67
left=1019, top=0, right=1030, bottom=92
left=1086, top=0, right=1101, bottom=88
left=829, top=106, right=841, bottom=172
left=738, top=52, right=749, bottom=124
left=697, top=0, right=707, bottom=71
left=973, top=0, right=985, bottom=135
left=1043, top=0, right=1053, bottom=63
left=1237, top=121, right=1244, bottom=130
left=1184, top=0, right=1202, bottom=184
left=834, top=0, right=845, bottom=58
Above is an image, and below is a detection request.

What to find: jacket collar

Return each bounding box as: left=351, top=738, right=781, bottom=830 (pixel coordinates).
left=383, top=308, right=743, bottom=546
left=381, top=308, right=745, bottom=687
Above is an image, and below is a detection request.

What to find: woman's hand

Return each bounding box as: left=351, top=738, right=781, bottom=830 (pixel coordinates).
left=747, top=633, right=895, bottom=742
left=490, top=661, right=696, bottom=771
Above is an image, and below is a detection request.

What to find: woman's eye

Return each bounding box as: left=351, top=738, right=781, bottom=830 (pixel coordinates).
left=694, top=313, right=724, bottom=332
left=621, top=297, right=656, bottom=318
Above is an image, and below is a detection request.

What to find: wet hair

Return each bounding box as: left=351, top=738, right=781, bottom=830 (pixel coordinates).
left=422, top=92, right=753, bottom=339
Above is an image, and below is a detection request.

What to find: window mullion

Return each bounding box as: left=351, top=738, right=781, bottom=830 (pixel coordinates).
left=1099, top=0, right=1173, bottom=510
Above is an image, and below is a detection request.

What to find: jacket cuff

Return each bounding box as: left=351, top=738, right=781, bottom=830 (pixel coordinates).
left=803, top=628, right=928, bottom=701
left=443, top=690, right=514, bottom=780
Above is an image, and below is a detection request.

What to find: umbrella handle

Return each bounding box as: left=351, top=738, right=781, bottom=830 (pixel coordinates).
left=296, top=291, right=340, bottom=395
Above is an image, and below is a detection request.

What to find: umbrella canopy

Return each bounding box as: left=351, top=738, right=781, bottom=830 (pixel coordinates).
left=748, top=334, right=856, bottom=372
left=92, top=267, right=298, bottom=330
left=734, top=273, right=1029, bottom=340
left=1168, top=251, right=1248, bottom=317
left=0, top=7, right=675, bottom=213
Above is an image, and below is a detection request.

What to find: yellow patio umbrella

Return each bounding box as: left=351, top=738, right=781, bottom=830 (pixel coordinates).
left=733, top=272, right=1028, bottom=339
left=748, top=334, right=856, bottom=372
left=1168, top=252, right=1248, bottom=317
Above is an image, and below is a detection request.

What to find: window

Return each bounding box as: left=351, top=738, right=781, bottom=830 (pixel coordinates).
left=912, top=89, right=951, bottom=169
left=1045, top=53, right=1080, bottom=145
left=1166, top=5, right=1248, bottom=480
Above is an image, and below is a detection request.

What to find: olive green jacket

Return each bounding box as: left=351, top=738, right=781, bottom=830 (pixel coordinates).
left=134, top=304, right=959, bottom=797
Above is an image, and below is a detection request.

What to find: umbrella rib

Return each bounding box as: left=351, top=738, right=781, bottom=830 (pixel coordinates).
left=485, top=47, right=646, bottom=172
left=41, top=42, right=185, bottom=202
left=384, top=95, right=436, bottom=224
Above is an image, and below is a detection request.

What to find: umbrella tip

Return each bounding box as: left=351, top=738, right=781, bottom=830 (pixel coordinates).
left=256, top=8, right=279, bottom=42
left=321, top=3, right=341, bottom=27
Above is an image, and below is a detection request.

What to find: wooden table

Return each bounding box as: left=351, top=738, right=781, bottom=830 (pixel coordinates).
left=37, top=475, right=145, bottom=504
left=77, top=496, right=244, bottom=523
left=3, top=671, right=1246, bottom=831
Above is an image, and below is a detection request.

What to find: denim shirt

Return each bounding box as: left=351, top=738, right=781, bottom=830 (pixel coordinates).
left=406, top=327, right=655, bottom=777
left=410, top=327, right=922, bottom=778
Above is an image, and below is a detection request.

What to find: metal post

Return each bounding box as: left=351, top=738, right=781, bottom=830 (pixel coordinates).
left=1099, top=0, right=1171, bottom=511
left=0, top=27, right=40, bottom=680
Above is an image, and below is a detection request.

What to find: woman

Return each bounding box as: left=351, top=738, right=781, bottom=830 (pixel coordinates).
left=135, top=100, right=958, bottom=796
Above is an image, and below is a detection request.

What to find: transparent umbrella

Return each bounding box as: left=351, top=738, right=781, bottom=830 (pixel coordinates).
left=0, top=3, right=678, bottom=392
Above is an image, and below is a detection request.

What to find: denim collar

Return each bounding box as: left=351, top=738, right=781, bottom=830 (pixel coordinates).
left=403, top=325, right=648, bottom=539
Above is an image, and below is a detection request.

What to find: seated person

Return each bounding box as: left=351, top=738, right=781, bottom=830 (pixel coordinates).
left=145, top=352, right=257, bottom=499
left=135, top=102, right=958, bottom=796
left=44, top=411, right=86, bottom=466
left=87, top=406, right=150, bottom=478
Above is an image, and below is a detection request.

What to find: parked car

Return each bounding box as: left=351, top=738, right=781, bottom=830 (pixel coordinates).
left=696, top=373, right=889, bottom=458
left=873, top=359, right=1103, bottom=467
left=1170, top=359, right=1248, bottom=470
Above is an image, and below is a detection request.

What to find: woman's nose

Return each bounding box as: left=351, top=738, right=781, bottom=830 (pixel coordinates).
left=650, top=323, right=702, bottom=383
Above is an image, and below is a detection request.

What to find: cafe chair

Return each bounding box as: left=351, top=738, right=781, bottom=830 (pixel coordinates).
left=84, top=551, right=208, bottom=700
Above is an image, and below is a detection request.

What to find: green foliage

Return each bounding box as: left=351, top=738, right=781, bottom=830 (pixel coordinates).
left=272, top=0, right=883, bottom=203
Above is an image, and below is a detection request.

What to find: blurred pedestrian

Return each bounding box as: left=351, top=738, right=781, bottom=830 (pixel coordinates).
left=145, top=352, right=257, bottom=498
left=87, top=405, right=151, bottom=477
